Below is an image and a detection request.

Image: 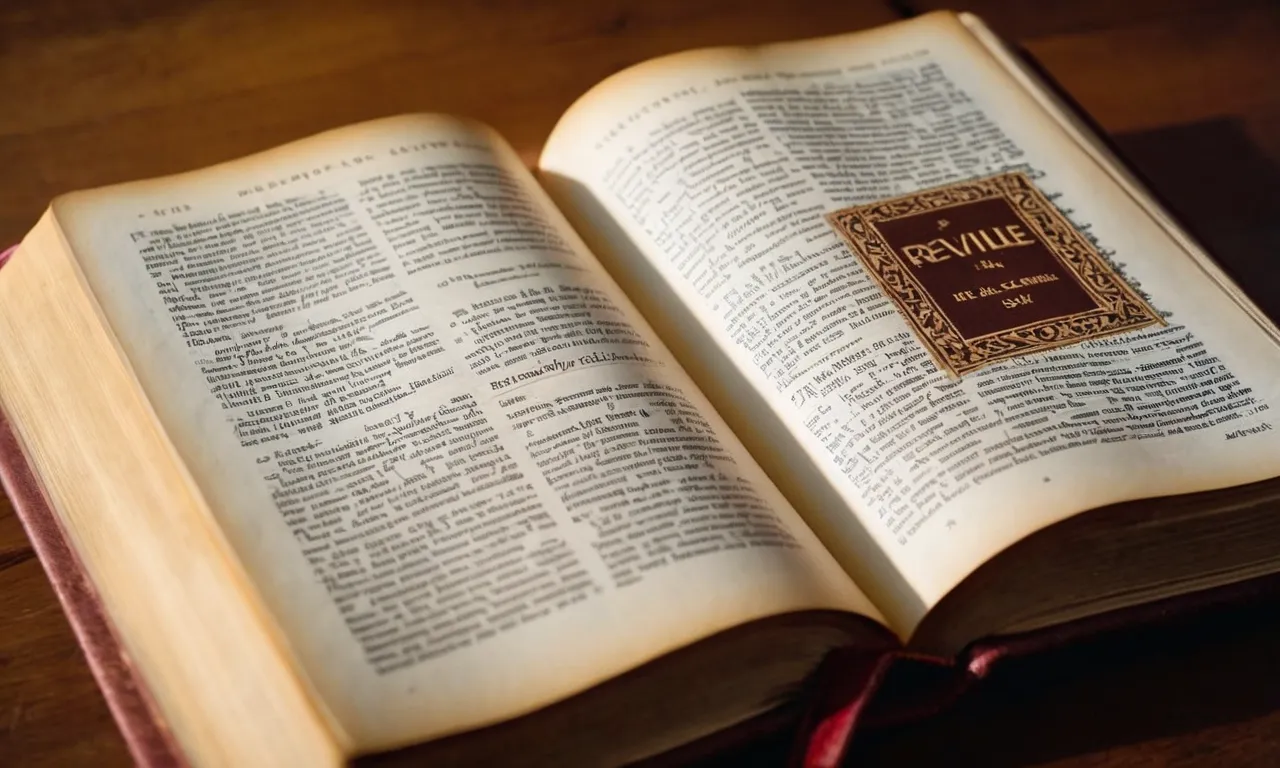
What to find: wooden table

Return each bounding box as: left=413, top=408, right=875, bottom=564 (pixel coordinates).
left=2, top=1, right=1279, bottom=764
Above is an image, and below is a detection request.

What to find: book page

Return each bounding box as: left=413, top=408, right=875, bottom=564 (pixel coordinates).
left=539, top=12, right=1280, bottom=634
left=52, top=115, right=878, bottom=750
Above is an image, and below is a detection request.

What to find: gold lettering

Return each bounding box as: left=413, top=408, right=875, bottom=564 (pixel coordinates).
left=901, top=224, right=1037, bottom=268
left=901, top=244, right=936, bottom=267
left=1002, top=293, right=1034, bottom=309
left=935, top=236, right=968, bottom=258
left=1007, top=223, right=1033, bottom=245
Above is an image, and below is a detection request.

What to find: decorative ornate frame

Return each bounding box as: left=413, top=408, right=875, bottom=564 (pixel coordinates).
left=826, top=172, right=1163, bottom=377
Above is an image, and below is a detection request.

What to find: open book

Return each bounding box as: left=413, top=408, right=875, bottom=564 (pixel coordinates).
left=4, top=10, right=1280, bottom=767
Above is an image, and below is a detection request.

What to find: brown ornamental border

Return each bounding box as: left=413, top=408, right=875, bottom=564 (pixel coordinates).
left=826, top=172, right=1164, bottom=377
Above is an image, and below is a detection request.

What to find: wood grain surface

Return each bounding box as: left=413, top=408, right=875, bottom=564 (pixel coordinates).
left=3, top=1, right=1280, bottom=765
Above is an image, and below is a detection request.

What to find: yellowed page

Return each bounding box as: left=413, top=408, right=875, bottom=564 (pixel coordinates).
left=539, top=12, right=1280, bottom=635
left=0, top=214, right=343, bottom=767
left=52, top=114, right=879, bottom=751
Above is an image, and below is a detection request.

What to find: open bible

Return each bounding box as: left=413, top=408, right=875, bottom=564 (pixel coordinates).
left=4, top=10, right=1280, bottom=767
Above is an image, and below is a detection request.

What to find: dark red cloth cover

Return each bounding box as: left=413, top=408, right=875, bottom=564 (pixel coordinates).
left=791, top=572, right=1280, bottom=768
left=789, top=649, right=900, bottom=768
left=0, top=245, right=186, bottom=767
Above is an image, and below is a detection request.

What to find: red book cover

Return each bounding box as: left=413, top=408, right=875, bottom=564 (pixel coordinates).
left=791, top=573, right=1280, bottom=768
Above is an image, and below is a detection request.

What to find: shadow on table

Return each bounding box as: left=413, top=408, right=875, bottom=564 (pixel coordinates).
left=1114, top=118, right=1280, bottom=323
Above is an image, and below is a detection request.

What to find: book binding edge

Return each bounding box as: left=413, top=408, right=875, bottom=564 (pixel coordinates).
left=0, top=363, right=186, bottom=766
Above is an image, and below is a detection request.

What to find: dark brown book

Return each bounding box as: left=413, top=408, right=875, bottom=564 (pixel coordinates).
left=4, top=11, right=1280, bottom=767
